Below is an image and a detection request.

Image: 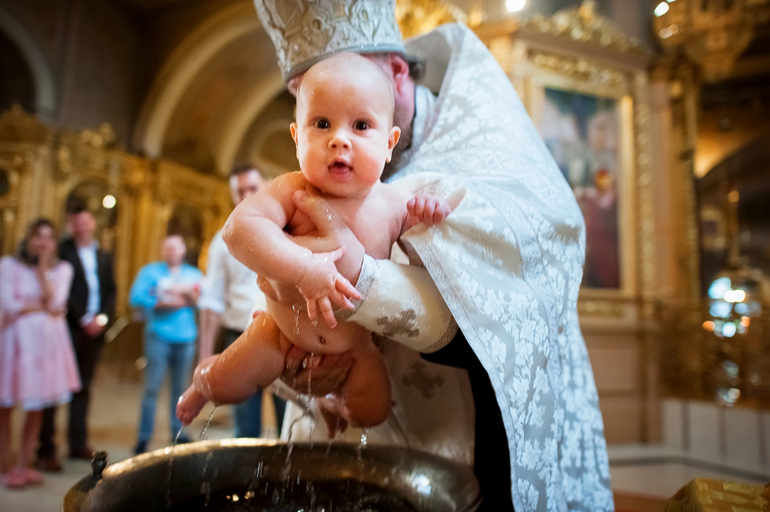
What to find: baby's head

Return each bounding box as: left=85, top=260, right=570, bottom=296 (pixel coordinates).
left=291, top=52, right=401, bottom=198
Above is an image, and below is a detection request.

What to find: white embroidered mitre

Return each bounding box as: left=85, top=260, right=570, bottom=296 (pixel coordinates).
left=253, top=0, right=406, bottom=81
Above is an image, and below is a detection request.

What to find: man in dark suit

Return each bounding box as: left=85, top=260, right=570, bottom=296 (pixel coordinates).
left=37, top=200, right=116, bottom=470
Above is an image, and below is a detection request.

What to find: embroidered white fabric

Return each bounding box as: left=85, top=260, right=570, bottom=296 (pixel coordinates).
left=348, top=24, right=612, bottom=512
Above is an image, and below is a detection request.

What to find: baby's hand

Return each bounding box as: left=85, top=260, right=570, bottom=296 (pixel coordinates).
left=296, top=247, right=361, bottom=328
left=176, top=385, right=208, bottom=426
left=406, top=193, right=452, bottom=229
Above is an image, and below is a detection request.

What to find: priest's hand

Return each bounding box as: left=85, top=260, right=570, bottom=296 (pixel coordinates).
left=289, top=190, right=365, bottom=287
left=281, top=345, right=353, bottom=397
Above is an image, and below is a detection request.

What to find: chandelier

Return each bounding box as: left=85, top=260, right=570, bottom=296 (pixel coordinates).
left=652, top=0, right=770, bottom=82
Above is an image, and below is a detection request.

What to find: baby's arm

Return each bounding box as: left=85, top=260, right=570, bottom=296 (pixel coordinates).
left=403, top=192, right=453, bottom=233
left=224, top=173, right=360, bottom=327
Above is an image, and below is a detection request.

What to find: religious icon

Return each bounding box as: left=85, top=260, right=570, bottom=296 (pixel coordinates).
left=538, top=87, right=621, bottom=289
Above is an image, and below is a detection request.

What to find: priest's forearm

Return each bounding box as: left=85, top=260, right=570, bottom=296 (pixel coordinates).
left=344, top=254, right=457, bottom=353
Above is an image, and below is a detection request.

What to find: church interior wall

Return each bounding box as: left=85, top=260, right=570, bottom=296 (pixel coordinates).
left=1, top=0, right=769, bottom=455
left=0, top=0, right=142, bottom=143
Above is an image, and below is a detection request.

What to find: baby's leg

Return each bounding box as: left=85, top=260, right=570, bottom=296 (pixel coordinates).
left=176, top=313, right=289, bottom=425
left=318, top=335, right=392, bottom=433
left=177, top=359, right=215, bottom=425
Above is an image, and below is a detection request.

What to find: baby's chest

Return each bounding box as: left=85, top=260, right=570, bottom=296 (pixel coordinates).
left=349, top=215, right=401, bottom=259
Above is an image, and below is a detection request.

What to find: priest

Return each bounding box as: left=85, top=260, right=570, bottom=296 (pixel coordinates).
left=253, top=1, right=614, bottom=510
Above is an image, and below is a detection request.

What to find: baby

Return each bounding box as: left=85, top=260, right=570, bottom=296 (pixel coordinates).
left=176, top=52, right=451, bottom=433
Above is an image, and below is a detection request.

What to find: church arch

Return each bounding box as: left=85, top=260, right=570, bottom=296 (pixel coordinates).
left=0, top=6, right=57, bottom=120
left=133, top=2, right=276, bottom=161
left=213, top=72, right=285, bottom=175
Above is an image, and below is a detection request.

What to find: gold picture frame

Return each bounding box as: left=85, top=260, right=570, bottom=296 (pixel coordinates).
left=529, top=73, right=636, bottom=296
left=477, top=6, right=654, bottom=316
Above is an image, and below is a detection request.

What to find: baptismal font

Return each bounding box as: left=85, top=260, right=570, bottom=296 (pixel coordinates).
left=62, top=440, right=480, bottom=512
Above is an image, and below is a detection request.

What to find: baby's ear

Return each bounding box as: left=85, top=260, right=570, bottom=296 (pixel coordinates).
left=385, top=126, right=401, bottom=163
left=388, top=126, right=401, bottom=152
left=290, top=123, right=300, bottom=158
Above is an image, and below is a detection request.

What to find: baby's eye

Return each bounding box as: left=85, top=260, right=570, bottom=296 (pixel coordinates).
left=316, top=119, right=330, bottom=129
left=354, top=121, right=368, bottom=130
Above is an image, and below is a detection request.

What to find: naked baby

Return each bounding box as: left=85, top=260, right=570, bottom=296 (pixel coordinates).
left=176, top=52, right=452, bottom=433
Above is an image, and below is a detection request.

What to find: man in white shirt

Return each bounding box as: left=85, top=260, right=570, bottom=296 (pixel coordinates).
left=197, top=164, right=286, bottom=438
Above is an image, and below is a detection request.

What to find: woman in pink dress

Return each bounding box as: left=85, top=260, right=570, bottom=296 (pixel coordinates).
left=0, top=218, right=81, bottom=488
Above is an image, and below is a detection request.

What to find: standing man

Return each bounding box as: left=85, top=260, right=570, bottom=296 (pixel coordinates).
left=198, top=164, right=286, bottom=438
left=130, top=234, right=202, bottom=454
left=37, top=199, right=116, bottom=471
left=254, top=1, right=614, bottom=511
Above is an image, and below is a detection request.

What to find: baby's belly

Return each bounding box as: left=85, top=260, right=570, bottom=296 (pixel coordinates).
left=267, top=297, right=370, bottom=354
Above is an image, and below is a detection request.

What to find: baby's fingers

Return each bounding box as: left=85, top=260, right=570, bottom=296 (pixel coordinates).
left=433, top=201, right=452, bottom=225
left=409, top=196, right=426, bottom=219
left=335, top=275, right=361, bottom=301
left=421, top=200, right=439, bottom=226
left=330, top=288, right=355, bottom=311
left=305, top=298, right=318, bottom=324
left=318, top=297, right=337, bottom=328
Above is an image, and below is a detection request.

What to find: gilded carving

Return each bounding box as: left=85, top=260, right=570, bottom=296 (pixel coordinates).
left=577, top=299, right=625, bottom=317
left=79, top=123, right=117, bottom=149
left=395, top=0, right=466, bottom=39
left=0, top=106, right=230, bottom=321
left=653, top=0, right=770, bottom=81
left=521, top=0, right=644, bottom=55
left=0, top=103, right=50, bottom=145
left=633, top=73, right=656, bottom=318
left=527, top=48, right=628, bottom=90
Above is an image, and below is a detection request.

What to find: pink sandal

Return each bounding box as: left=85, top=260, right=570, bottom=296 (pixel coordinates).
left=5, top=468, right=27, bottom=489
left=23, top=467, right=43, bottom=485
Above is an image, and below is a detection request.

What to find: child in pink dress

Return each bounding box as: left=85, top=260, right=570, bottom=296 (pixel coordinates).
left=0, top=218, right=81, bottom=488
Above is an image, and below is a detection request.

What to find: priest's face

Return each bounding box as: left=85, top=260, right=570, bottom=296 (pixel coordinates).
left=290, top=54, right=400, bottom=198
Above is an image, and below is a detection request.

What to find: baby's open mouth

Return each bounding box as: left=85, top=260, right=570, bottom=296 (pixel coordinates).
left=329, top=160, right=352, bottom=175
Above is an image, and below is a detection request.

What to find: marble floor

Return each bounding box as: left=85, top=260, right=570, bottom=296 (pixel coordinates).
left=1, top=371, right=767, bottom=512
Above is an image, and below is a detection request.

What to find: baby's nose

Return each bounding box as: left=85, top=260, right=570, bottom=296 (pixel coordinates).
left=329, top=129, right=350, bottom=149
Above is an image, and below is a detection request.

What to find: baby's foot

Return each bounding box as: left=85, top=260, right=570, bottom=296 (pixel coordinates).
left=176, top=386, right=208, bottom=425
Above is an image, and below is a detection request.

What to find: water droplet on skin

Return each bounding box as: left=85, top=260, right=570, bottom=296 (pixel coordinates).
left=292, top=305, right=300, bottom=335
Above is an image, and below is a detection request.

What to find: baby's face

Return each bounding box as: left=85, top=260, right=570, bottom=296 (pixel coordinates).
left=291, top=62, right=400, bottom=198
